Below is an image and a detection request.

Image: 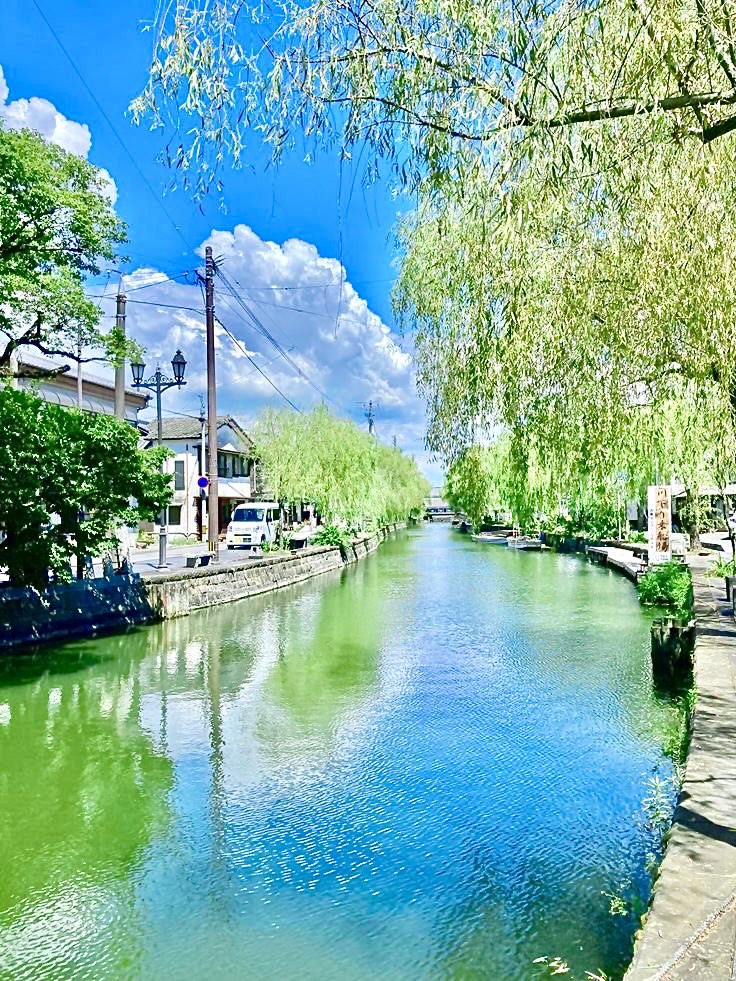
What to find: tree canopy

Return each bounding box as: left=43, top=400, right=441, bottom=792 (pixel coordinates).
left=0, top=124, right=130, bottom=380
left=0, top=388, right=172, bottom=589
left=136, top=0, right=736, bottom=195
left=136, top=0, right=736, bottom=504
left=252, top=405, right=429, bottom=529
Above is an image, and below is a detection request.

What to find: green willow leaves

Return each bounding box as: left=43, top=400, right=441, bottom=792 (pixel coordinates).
left=137, top=0, right=736, bottom=517
left=252, top=405, right=429, bottom=529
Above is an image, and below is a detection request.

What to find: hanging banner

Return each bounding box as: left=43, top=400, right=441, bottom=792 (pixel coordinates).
left=647, top=485, right=672, bottom=565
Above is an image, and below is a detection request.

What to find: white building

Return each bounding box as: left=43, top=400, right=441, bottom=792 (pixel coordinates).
left=142, top=416, right=258, bottom=540
left=17, top=356, right=148, bottom=425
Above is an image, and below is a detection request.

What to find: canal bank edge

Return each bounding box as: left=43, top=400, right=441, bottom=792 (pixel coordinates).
left=0, top=523, right=406, bottom=652
left=624, top=561, right=736, bottom=981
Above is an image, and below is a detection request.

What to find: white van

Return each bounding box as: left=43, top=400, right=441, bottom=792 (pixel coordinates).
left=225, top=502, right=280, bottom=550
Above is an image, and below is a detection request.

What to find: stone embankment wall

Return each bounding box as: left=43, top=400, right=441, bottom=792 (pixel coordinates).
left=145, top=545, right=344, bottom=619
left=625, top=565, right=736, bottom=979
left=0, top=523, right=405, bottom=652
left=0, top=577, right=154, bottom=652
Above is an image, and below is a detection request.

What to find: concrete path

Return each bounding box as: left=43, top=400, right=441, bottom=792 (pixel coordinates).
left=587, top=545, right=645, bottom=581
left=626, top=558, right=736, bottom=980
left=93, top=543, right=273, bottom=579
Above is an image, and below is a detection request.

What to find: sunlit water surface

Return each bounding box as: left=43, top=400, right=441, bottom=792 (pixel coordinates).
left=0, top=525, right=677, bottom=979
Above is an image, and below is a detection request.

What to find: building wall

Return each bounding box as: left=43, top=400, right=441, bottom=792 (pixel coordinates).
left=154, top=427, right=256, bottom=539
left=18, top=366, right=147, bottom=425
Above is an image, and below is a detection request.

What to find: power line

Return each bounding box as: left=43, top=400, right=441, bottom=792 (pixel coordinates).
left=90, top=296, right=204, bottom=314
left=216, top=269, right=342, bottom=410
left=121, top=271, right=194, bottom=293
left=229, top=281, right=338, bottom=292
left=30, top=0, right=193, bottom=256
left=214, top=314, right=302, bottom=413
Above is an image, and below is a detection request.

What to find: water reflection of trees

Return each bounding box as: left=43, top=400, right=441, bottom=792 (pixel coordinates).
left=0, top=636, right=174, bottom=930
left=0, top=556, right=395, bottom=971
left=258, top=559, right=386, bottom=745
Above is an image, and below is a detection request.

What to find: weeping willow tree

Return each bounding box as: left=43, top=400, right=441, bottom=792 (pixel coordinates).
left=252, top=405, right=429, bottom=529
left=135, top=0, right=736, bottom=489
left=446, top=446, right=513, bottom=530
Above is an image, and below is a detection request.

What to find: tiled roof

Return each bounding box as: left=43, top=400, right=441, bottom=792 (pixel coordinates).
left=143, top=415, right=253, bottom=446
left=18, top=354, right=145, bottom=398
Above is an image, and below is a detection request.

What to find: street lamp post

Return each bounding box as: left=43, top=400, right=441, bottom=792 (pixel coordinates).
left=131, top=351, right=187, bottom=569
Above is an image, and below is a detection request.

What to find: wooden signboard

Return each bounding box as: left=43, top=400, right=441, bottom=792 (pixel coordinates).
left=647, top=485, right=671, bottom=565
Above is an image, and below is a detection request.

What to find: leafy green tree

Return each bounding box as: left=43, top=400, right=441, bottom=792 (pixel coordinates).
left=135, top=0, right=736, bottom=500
left=0, top=123, right=131, bottom=380
left=253, top=405, right=429, bottom=530
left=0, top=388, right=172, bottom=589
left=444, top=444, right=513, bottom=530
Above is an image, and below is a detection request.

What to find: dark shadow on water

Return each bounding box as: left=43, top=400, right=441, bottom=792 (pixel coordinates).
left=0, top=627, right=149, bottom=688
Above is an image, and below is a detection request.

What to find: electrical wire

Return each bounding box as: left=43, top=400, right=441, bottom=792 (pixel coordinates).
left=216, top=268, right=341, bottom=410
left=122, top=271, right=194, bottom=293
left=214, top=315, right=302, bottom=413
left=30, top=0, right=194, bottom=256
left=90, top=297, right=204, bottom=314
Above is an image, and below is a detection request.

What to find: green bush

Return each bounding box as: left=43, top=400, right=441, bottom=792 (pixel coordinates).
left=637, top=561, right=692, bottom=615
left=706, top=556, right=736, bottom=579
left=628, top=530, right=647, bottom=543
left=311, top=525, right=350, bottom=548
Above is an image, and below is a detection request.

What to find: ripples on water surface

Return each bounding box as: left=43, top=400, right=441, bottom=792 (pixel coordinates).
left=0, top=525, right=677, bottom=979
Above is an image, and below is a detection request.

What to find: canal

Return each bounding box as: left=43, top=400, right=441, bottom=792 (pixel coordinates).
left=0, top=525, right=679, bottom=980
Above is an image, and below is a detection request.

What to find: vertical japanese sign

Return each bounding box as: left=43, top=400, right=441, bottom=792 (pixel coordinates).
left=647, top=485, right=672, bottom=564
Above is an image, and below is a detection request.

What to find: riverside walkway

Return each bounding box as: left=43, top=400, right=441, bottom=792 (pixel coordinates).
left=626, top=557, right=736, bottom=980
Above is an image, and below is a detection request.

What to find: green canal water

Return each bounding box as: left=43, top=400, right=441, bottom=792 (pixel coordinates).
left=0, top=525, right=679, bottom=980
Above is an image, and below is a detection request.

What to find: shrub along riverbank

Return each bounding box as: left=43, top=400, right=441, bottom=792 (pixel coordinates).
left=637, top=562, right=693, bottom=620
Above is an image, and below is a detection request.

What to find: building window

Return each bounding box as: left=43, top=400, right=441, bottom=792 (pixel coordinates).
left=168, top=505, right=182, bottom=526
left=174, top=460, right=185, bottom=491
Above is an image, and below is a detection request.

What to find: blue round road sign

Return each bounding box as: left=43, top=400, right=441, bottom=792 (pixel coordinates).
left=197, top=476, right=209, bottom=489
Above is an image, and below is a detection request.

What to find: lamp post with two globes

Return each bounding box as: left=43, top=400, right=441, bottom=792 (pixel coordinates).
left=131, top=350, right=187, bottom=569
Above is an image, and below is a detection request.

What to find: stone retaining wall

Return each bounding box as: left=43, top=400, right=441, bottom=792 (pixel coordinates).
left=0, top=523, right=406, bottom=652
left=0, top=577, right=154, bottom=652
left=144, top=545, right=345, bottom=619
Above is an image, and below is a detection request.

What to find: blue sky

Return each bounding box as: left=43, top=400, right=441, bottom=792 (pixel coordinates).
left=0, top=0, right=440, bottom=482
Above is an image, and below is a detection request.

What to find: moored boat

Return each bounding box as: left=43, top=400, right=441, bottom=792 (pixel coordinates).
left=471, top=533, right=509, bottom=544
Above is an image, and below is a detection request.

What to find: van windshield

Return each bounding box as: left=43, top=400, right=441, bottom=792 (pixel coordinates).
left=232, top=508, right=264, bottom=522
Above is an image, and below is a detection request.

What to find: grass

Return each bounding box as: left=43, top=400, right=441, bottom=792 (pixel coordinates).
left=706, top=556, right=736, bottom=579
left=661, top=684, right=697, bottom=779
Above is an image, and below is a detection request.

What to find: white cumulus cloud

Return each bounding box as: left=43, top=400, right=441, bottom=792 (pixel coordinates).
left=98, top=224, right=438, bottom=479
left=0, top=64, right=117, bottom=202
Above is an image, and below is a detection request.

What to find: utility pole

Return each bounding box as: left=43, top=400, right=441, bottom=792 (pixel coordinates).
left=113, top=290, right=127, bottom=419
left=205, top=247, right=219, bottom=560
left=77, top=331, right=83, bottom=409
left=199, top=395, right=207, bottom=543
left=365, top=400, right=375, bottom=435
